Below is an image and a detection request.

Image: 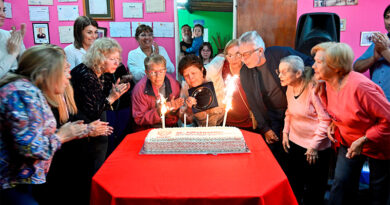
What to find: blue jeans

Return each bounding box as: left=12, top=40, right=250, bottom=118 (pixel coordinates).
left=328, top=145, right=390, bottom=205
left=0, top=185, right=39, bottom=205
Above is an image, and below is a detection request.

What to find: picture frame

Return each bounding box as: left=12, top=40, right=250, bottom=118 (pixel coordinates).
left=97, top=27, right=107, bottom=38
left=340, top=19, right=346, bottom=31
left=360, top=31, right=379, bottom=46
left=32, top=23, right=50, bottom=44
left=83, top=0, right=114, bottom=20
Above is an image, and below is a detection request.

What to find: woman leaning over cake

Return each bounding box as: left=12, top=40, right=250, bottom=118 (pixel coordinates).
left=311, top=42, right=390, bottom=205
left=0, top=45, right=87, bottom=205
left=132, top=54, right=183, bottom=131
left=277, top=55, right=331, bottom=205
left=178, top=54, right=224, bottom=126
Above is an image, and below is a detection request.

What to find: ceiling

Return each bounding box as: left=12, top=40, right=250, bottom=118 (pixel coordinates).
left=178, top=0, right=233, bottom=13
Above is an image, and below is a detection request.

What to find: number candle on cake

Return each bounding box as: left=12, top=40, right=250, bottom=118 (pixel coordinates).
left=222, top=75, right=238, bottom=127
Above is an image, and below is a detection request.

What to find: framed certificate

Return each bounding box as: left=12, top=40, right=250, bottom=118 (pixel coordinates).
left=83, top=0, right=114, bottom=20
left=32, top=23, right=50, bottom=44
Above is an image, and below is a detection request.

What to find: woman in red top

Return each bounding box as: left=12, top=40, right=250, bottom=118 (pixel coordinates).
left=311, top=42, right=390, bottom=205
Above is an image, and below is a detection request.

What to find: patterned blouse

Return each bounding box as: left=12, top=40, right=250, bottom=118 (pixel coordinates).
left=0, top=79, right=61, bottom=189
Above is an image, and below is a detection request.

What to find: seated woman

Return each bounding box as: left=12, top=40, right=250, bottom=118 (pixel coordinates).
left=0, top=45, right=86, bottom=204
left=278, top=55, right=331, bottom=205
left=178, top=54, right=224, bottom=127
left=64, top=16, right=98, bottom=70
left=132, top=54, right=183, bottom=130
left=206, top=39, right=254, bottom=130
left=199, top=42, right=213, bottom=65
left=127, top=24, right=175, bottom=83
left=312, top=42, right=390, bottom=205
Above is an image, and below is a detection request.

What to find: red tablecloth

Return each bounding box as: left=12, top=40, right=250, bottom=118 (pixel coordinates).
left=91, top=129, right=297, bottom=205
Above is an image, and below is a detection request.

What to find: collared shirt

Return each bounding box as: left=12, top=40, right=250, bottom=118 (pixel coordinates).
left=0, top=29, right=26, bottom=79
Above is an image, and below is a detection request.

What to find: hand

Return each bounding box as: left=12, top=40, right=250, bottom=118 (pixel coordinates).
left=313, top=80, right=325, bottom=95
left=119, top=74, right=133, bottom=84
left=372, top=32, right=390, bottom=53
left=264, top=129, right=279, bottom=144
left=185, top=97, right=197, bottom=108
left=7, top=23, right=26, bottom=56
left=181, top=45, right=188, bottom=51
left=305, top=148, right=318, bottom=165
left=153, top=42, right=159, bottom=54
left=108, top=78, right=130, bottom=104
left=88, top=120, right=113, bottom=137
left=282, top=132, right=290, bottom=153
left=57, top=121, right=88, bottom=143
left=327, top=122, right=337, bottom=143
left=166, top=97, right=184, bottom=112
left=346, top=136, right=366, bottom=159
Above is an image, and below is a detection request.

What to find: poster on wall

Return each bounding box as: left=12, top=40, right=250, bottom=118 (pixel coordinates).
left=123, top=2, right=143, bottom=18
left=314, top=0, right=358, bottom=7
left=28, top=0, right=53, bottom=5
left=57, top=5, right=79, bottom=21
left=146, top=0, right=165, bottom=13
left=59, top=26, right=74, bottom=43
left=33, top=23, right=50, bottom=44
left=4, top=2, right=12, bottom=18
left=153, top=22, right=174, bottom=38
left=29, top=6, right=50, bottom=21
left=110, top=22, right=131, bottom=37
left=360, top=31, right=379, bottom=46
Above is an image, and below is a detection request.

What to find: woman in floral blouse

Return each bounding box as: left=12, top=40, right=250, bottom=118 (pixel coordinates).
left=0, top=45, right=87, bottom=204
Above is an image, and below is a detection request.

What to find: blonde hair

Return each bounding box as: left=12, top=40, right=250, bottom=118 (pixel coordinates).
left=223, top=39, right=239, bottom=55
left=83, top=37, right=122, bottom=75
left=311, top=42, right=353, bottom=76
left=144, top=54, right=167, bottom=71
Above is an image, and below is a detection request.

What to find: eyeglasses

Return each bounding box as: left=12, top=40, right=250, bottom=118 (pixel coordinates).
left=139, top=33, right=153, bottom=38
left=148, top=69, right=166, bottom=77
left=240, top=47, right=261, bottom=59
left=226, top=53, right=242, bottom=59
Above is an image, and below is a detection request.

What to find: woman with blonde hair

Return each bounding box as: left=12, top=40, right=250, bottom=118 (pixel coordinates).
left=70, top=37, right=130, bottom=204
left=312, top=42, right=390, bottom=205
left=0, top=45, right=87, bottom=205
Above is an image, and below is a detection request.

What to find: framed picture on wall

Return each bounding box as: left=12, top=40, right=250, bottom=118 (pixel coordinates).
left=83, top=0, right=114, bottom=20
left=360, top=31, right=379, bottom=46
left=32, top=23, right=50, bottom=44
left=97, top=27, right=107, bottom=38
left=340, top=19, right=346, bottom=31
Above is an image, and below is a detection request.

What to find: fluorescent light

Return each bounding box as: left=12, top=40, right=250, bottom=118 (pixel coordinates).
left=177, top=0, right=188, bottom=3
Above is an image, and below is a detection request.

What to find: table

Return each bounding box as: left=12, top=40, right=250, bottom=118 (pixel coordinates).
left=91, top=129, right=297, bottom=205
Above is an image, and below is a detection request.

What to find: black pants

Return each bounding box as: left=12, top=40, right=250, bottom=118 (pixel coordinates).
left=285, top=141, right=331, bottom=205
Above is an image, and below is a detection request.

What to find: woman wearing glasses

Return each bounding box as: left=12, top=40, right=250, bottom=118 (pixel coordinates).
left=205, top=39, right=254, bottom=130
left=127, top=25, right=175, bottom=83
left=132, top=54, right=183, bottom=131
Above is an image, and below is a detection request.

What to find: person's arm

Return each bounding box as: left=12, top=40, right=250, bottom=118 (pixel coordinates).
left=186, top=37, right=202, bottom=54
left=353, top=44, right=378, bottom=73
left=205, top=55, right=225, bottom=80
left=64, top=45, right=77, bottom=70
left=0, top=52, right=17, bottom=78
left=127, top=50, right=146, bottom=82
left=132, top=87, right=161, bottom=126
left=159, top=46, right=175, bottom=74
left=309, top=87, right=331, bottom=150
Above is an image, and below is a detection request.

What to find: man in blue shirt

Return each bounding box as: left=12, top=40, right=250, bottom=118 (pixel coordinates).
left=354, top=5, right=390, bottom=101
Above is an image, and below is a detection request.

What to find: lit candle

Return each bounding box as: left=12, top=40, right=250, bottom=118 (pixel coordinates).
left=184, top=113, right=187, bottom=128
left=222, top=75, right=238, bottom=127
left=206, top=114, right=209, bottom=127
left=159, top=94, right=168, bottom=129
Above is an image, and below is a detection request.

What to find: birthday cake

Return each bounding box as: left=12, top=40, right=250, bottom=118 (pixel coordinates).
left=142, top=127, right=248, bottom=154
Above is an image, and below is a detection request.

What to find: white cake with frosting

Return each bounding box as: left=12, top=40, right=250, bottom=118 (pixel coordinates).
left=143, top=127, right=247, bottom=153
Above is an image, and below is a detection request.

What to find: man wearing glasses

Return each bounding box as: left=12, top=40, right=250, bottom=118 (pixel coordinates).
left=132, top=54, right=184, bottom=131
left=238, top=31, right=313, bottom=170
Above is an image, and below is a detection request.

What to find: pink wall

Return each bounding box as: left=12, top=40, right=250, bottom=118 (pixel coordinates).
left=2, top=0, right=175, bottom=67
left=297, top=0, right=389, bottom=59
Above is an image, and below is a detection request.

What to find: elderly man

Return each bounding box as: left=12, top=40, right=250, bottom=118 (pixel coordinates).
left=180, top=24, right=193, bottom=57
left=238, top=31, right=313, bottom=168
left=354, top=5, right=390, bottom=101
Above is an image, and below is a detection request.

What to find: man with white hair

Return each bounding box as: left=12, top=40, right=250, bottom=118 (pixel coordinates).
left=238, top=31, right=313, bottom=168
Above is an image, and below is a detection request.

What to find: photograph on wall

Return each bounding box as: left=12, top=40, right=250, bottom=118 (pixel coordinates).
left=33, top=23, right=50, bottom=44
left=314, top=0, right=358, bottom=7
left=360, top=31, right=379, bottom=46
left=97, top=27, right=107, bottom=38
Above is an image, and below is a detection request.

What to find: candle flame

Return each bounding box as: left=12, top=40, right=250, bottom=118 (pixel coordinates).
left=223, top=75, right=238, bottom=111
left=159, top=93, right=168, bottom=115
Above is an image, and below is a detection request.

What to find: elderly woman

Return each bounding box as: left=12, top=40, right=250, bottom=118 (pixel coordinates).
left=199, top=42, right=214, bottom=65
left=0, top=0, right=26, bottom=78
left=179, top=54, right=224, bottom=126
left=277, top=55, right=331, bottom=205
left=206, top=39, right=254, bottom=130
left=71, top=37, right=130, bottom=204
left=311, top=42, right=390, bottom=205
left=127, top=24, right=175, bottom=83
left=0, top=45, right=86, bottom=204
left=132, top=54, right=183, bottom=130
left=64, top=16, right=98, bottom=69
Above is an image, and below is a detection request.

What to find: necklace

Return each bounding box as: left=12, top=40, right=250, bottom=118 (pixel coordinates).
left=293, top=81, right=306, bottom=99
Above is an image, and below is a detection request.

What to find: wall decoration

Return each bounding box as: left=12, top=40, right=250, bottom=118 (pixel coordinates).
left=123, top=2, right=143, bottom=18
left=340, top=19, right=346, bottom=31
left=97, top=27, right=107, bottom=38
left=33, top=23, right=50, bottom=44
left=146, top=0, right=165, bottom=13
left=83, top=0, right=114, bottom=20
left=314, top=0, right=358, bottom=7
left=360, top=31, right=378, bottom=46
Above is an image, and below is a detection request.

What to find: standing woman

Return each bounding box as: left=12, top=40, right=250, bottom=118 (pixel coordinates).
left=70, top=37, right=130, bottom=204
left=127, top=24, right=175, bottom=83
left=0, top=45, right=86, bottom=205
left=312, top=42, right=390, bottom=205
left=64, top=16, right=98, bottom=69
left=278, top=55, right=331, bottom=205
left=199, top=42, right=214, bottom=65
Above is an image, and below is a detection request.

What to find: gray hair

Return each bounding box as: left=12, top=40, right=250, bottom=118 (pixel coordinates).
left=280, top=55, right=304, bottom=73
left=238, top=31, right=266, bottom=50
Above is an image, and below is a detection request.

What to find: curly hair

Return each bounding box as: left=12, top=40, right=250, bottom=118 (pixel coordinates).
left=178, top=54, right=206, bottom=78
